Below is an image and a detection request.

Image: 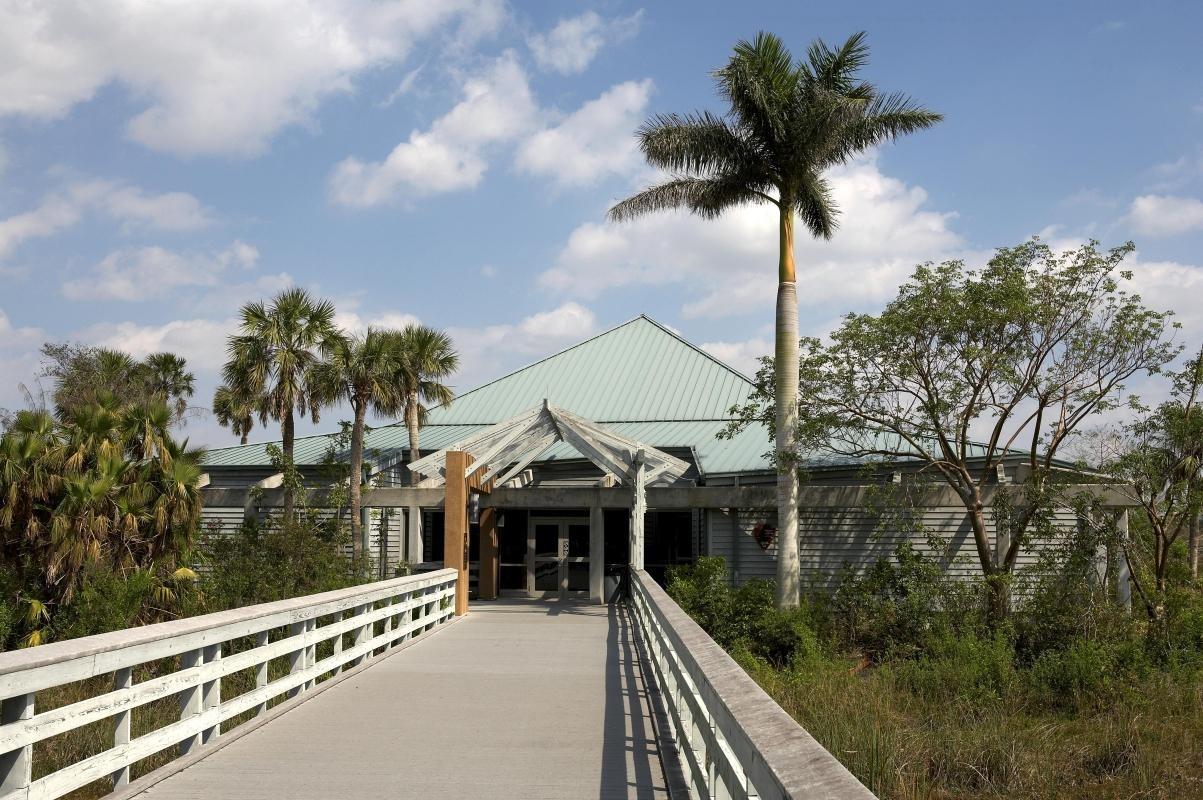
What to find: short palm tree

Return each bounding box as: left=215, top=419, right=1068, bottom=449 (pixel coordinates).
left=223, top=288, right=338, bottom=521
left=609, top=31, right=940, bottom=608
left=393, top=326, right=458, bottom=482
left=310, top=329, right=405, bottom=561
left=212, top=383, right=258, bottom=445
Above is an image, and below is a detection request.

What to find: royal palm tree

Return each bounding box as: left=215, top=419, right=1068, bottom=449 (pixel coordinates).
left=392, top=326, right=458, bottom=482
left=309, top=329, right=405, bottom=561
left=212, top=383, right=257, bottom=445
left=609, top=32, right=940, bottom=608
left=223, top=288, right=338, bottom=521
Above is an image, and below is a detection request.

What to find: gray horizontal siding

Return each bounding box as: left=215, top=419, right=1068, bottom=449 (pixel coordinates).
left=707, top=506, right=1081, bottom=591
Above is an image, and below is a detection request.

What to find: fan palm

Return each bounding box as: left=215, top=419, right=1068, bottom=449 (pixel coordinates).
left=609, top=31, right=940, bottom=608
left=392, top=326, right=458, bottom=482
left=212, top=383, right=258, bottom=445
left=309, top=329, right=405, bottom=560
left=223, top=288, right=338, bottom=521
left=141, top=352, right=196, bottom=423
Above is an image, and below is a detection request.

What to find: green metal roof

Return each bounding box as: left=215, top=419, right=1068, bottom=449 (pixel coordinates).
left=201, top=316, right=776, bottom=475
left=199, top=314, right=1042, bottom=476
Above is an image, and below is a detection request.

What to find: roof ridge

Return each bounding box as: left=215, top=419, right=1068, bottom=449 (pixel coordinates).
left=371, top=315, right=674, bottom=432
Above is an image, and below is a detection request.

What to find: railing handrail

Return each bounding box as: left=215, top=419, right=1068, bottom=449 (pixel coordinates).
left=0, top=569, right=457, bottom=681
left=630, top=569, right=875, bottom=800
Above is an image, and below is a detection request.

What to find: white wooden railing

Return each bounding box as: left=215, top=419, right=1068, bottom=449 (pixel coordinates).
left=629, top=570, right=875, bottom=800
left=0, top=569, right=457, bottom=800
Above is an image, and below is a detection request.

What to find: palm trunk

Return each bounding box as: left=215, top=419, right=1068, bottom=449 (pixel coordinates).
left=349, top=399, right=367, bottom=564
left=406, top=396, right=421, bottom=485
left=281, top=409, right=295, bottom=523
left=240, top=432, right=248, bottom=446
left=775, top=205, right=801, bottom=609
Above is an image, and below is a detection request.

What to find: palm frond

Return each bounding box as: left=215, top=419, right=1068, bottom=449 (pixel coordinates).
left=609, top=176, right=773, bottom=222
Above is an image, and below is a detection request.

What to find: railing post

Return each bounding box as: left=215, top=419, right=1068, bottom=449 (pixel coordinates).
left=1, top=692, right=34, bottom=794
left=304, top=619, right=316, bottom=690
left=178, top=648, right=203, bottom=756
left=201, top=644, right=221, bottom=744
left=112, top=667, right=132, bottom=788
left=351, top=603, right=369, bottom=667
left=379, top=596, right=393, bottom=654
left=332, top=611, right=344, bottom=674
left=254, top=630, right=269, bottom=716
left=398, top=590, right=412, bottom=645
left=287, top=621, right=306, bottom=699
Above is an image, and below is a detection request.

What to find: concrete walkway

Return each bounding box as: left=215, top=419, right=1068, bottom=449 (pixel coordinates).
left=133, top=599, right=674, bottom=799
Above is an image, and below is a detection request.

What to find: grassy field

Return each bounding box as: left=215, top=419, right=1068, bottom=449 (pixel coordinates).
left=743, top=654, right=1203, bottom=800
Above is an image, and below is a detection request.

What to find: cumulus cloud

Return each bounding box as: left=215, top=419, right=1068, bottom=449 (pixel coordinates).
left=333, top=308, right=423, bottom=335
left=0, top=179, right=212, bottom=260
left=447, top=301, right=597, bottom=388
left=516, top=79, right=652, bottom=187
left=527, top=10, right=642, bottom=74
left=0, top=0, right=503, bottom=157
left=699, top=337, right=771, bottom=378
left=79, top=317, right=236, bottom=372
left=540, top=155, right=962, bottom=319
left=1126, top=194, right=1203, bottom=237
left=329, top=52, right=539, bottom=205
left=62, top=241, right=260, bottom=302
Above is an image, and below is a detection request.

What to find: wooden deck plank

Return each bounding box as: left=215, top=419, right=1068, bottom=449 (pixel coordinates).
left=131, top=599, right=671, bottom=800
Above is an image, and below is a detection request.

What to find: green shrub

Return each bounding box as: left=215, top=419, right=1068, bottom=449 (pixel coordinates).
left=829, top=543, right=984, bottom=659
left=1026, top=638, right=1150, bottom=711
left=667, top=557, right=824, bottom=669
left=892, top=631, right=1018, bottom=705
left=199, top=515, right=365, bottom=610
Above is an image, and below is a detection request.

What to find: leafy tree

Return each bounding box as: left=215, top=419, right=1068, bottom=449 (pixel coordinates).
left=0, top=402, right=203, bottom=645
left=38, top=343, right=195, bottom=424
left=392, top=325, right=458, bottom=481
left=726, top=240, right=1179, bottom=619
left=609, top=31, right=940, bottom=608
left=309, top=328, right=405, bottom=560
left=1100, top=347, right=1203, bottom=626
left=222, top=288, right=338, bottom=520
left=212, top=382, right=258, bottom=445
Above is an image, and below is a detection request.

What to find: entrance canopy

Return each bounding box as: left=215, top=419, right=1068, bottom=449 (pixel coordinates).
left=408, top=400, right=691, bottom=488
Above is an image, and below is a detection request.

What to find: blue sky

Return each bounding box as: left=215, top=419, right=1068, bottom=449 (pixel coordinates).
left=2, top=0, right=1202, bottom=447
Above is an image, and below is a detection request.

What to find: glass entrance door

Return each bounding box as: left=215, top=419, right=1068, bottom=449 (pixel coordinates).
left=527, top=518, right=590, bottom=599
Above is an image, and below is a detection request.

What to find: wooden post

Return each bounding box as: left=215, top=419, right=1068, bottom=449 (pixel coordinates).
left=201, top=643, right=221, bottom=744
left=1116, top=509, right=1132, bottom=609
left=112, top=667, right=132, bottom=788
left=444, top=450, right=471, bottom=616
left=287, top=621, right=306, bottom=697
left=406, top=504, right=423, bottom=567
left=254, top=630, right=269, bottom=716
left=590, top=504, right=605, bottom=604
left=479, top=506, right=499, bottom=600
left=630, top=452, right=647, bottom=572
left=1, top=693, right=34, bottom=794
left=178, top=648, right=202, bottom=756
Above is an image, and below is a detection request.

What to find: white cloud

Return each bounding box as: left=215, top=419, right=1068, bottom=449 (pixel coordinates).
left=80, top=317, right=236, bottom=372
left=0, top=180, right=212, bottom=260
left=1126, top=194, right=1203, bottom=237
left=447, top=301, right=597, bottom=388
left=62, top=240, right=260, bottom=302
left=333, top=309, right=422, bottom=335
left=329, top=52, right=539, bottom=205
left=516, top=79, right=652, bottom=187
left=527, top=10, right=642, bottom=75
left=699, top=337, right=771, bottom=378
left=0, top=309, right=46, bottom=414
left=0, top=0, right=504, bottom=157
left=540, top=155, right=962, bottom=319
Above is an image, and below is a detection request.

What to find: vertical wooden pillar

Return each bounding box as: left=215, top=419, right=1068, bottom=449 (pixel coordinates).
left=406, top=504, right=423, bottom=566
left=479, top=507, right=499, bottom=600
left=630, top=454, right=646, bottom=572
left=1, top=693, right=34, bottom=794
left=589, top=504, right=605, bottom=604
left=444, top=451, right=471, bottom=616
